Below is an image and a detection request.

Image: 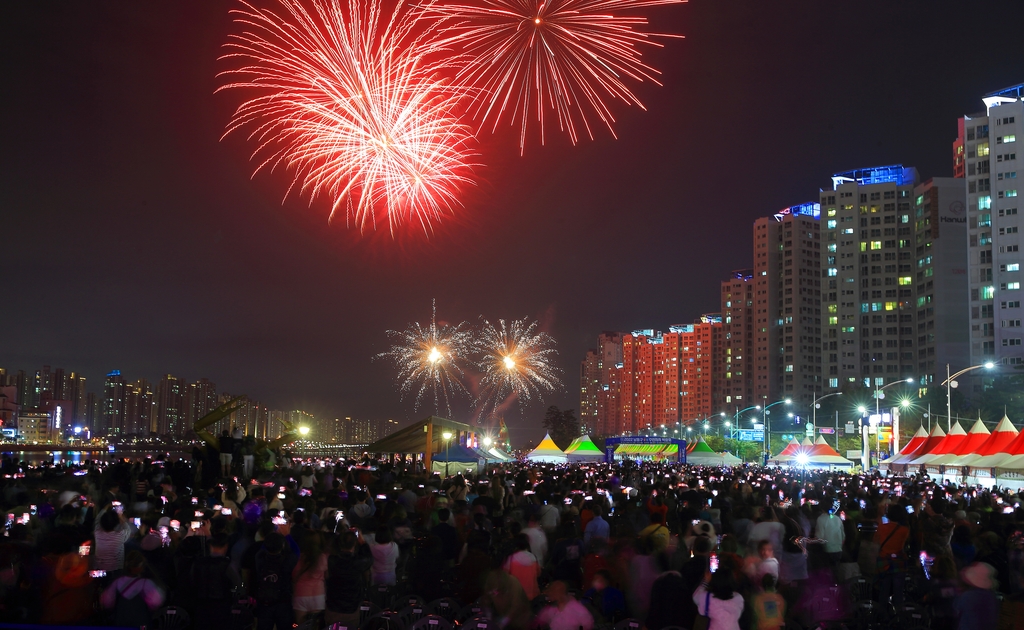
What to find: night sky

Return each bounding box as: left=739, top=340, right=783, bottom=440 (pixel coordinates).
left=3, top=1, right=1024, bottom=444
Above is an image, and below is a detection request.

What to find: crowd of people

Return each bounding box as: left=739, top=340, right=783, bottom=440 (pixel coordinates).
left=0, top=445, right=1021, bottom=630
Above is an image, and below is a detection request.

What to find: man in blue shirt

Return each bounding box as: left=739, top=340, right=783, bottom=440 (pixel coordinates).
left=584, top=505, right=610, bottom=546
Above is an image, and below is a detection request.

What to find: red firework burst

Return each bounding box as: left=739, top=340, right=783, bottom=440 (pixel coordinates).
left=427, top=0, right=684, bottom=151
left=218, top=0, right=478, bottom=235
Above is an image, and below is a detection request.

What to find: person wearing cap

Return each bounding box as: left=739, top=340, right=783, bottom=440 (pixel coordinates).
left=953, top=562, right=999, bottom=630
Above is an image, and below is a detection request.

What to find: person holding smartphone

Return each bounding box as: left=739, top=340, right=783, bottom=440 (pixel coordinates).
left=691, top=556, right=745, bottom=630
left=93, top=504, right=133, bottom=574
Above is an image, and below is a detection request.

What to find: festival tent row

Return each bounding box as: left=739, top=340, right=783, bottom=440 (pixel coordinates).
left=883, top=416, right=1024, bottom=486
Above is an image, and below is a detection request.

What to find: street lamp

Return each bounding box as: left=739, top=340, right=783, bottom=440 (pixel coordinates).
left=298, top=426, right=310, bottom=438
left=871, top=378, right=913, bottom=466
left=812, top=392, right=843, bottom=450
left=731, top=404, right=760, bottom=443
left=483, top=436, right=493, bottom=448
left=442, top=430, right=453, bottom=477
left=762, top=398, right=792, bottom=464
left=941, top=362, right=996, bottom=431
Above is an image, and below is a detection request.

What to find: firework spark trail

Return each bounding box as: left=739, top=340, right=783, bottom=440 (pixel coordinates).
left=475, top=317, right=561, bottom=416
left=425, top=0, right=684, bottom=151
left=377, top=302, right=475, bottom=417
left=218, top=0, right=478, bottom=236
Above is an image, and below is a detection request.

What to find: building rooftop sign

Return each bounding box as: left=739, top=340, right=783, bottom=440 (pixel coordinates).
left=774, top=202, right=820, bottom=222
left=831, top=165, right=916, bottom=190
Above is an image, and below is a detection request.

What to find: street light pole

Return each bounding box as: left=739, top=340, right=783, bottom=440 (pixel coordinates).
left=811, top=391, right=843, bottom=440
left=761, top=398, right=792, bottom=465
left=941, top=362, right=996, bottom=431
left=732, top=404, right=761, bottom=445
left=876, top=378, right=911, bottom=464
left=442, top=430, right=453, bottom=477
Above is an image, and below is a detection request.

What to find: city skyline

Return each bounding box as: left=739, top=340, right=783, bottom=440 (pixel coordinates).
left=4, top=2, right=1024, bottom=444
left=0, top=363, right=398, bottom=445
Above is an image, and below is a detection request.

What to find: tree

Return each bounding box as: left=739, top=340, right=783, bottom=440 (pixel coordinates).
left=543, top=405, right=580, bottom=450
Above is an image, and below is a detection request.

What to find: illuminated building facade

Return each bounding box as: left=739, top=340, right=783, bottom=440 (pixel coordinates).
left=17, top=410, right=58, bottom=444
left=124, top=379, right=154, bottom=434
left=721, top=270, right=755, bottom=407
left=754, top=203, right=822, bottom=408
left=184, top=378, right=218, bottom=435
left=961, top=85, right=1024, bottom=368
left=820, top=166, right=919, bottom=391
left=155, top=374, right=184, bottom=437
left=912, top=178, right=969, bottom=388
left=580, top=333, right=625, bottom=435
left=612, top=317, right=723, bottom=436
left=103, top=370, right=126, bottom=434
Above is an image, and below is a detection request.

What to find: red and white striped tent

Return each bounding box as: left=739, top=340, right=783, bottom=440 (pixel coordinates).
left=910, top=422, right=965, bottom=466
left=977, top=423, right=1024, bottom=469
left=770, top=438, right=802, bottom=464
left=805, top=436, right=854, bottom=468
left=927, top=419, right=990, bottom=467
left=882, top=425, right=931, bottom=470
left=960, top=416, right=1019, bottom=467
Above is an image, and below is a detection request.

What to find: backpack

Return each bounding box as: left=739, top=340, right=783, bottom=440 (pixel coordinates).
left=256, top=555, right=287, bottom=605
left=191, top=556, right=232, bottom=601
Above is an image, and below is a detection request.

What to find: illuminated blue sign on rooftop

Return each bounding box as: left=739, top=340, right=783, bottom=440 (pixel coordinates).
left=831, top=165, right=917, bottom=190
left=106, top=370, right=121, bottom=377
left=631, top=329, right=656, bottom=338
left=986, top=83, right=1024, bottom=100
left=774, top=202, right=819, bottom=222
left=668, top=325, right=694, bottom=334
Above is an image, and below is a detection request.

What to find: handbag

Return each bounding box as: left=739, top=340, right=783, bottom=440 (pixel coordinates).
left=692, top=589, right=711, bottom=630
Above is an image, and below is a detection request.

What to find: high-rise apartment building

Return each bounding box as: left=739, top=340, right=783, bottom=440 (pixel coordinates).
left=124, top=379, right=154, bottom=434
left=580, top=349, right=601, bottom=433
left=615, top=318, right=723, bottom=435
left=33, top=365, right=52, bottom=407
left=721, top=270, right=755, bottom=408
left=820, top=166, right=919, bottom=391
left=676, top=316, right=725, bottom=422
left=155, top=374, right=184, bottom=436
left=961, top=84, right=1024, bottom=368
left=67, top=373, right=87, bottom=426
left=620, top=331, right=655, bottom=433
left=754, top=203, right=822, bottom=408
left=84, top=392, right=100, bottom=430
left=579, top=332, right=625, bottom=436
left=102, top=370, right=127, bottom=434
left=912, top=177, right=969, bottom=387
left=184, top=378, right=218, bottom=433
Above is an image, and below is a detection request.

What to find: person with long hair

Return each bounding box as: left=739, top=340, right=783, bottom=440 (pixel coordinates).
left=692, top=555, right=744, bottom=630
left=291, top=531, right=327, bottom=623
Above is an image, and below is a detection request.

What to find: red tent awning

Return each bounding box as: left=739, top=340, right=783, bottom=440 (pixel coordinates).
left=910, top=422, right=963, bottom=464
left=967, top=416, right=1018, bottom=458
left=885, top=425, right=930, bottom=465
